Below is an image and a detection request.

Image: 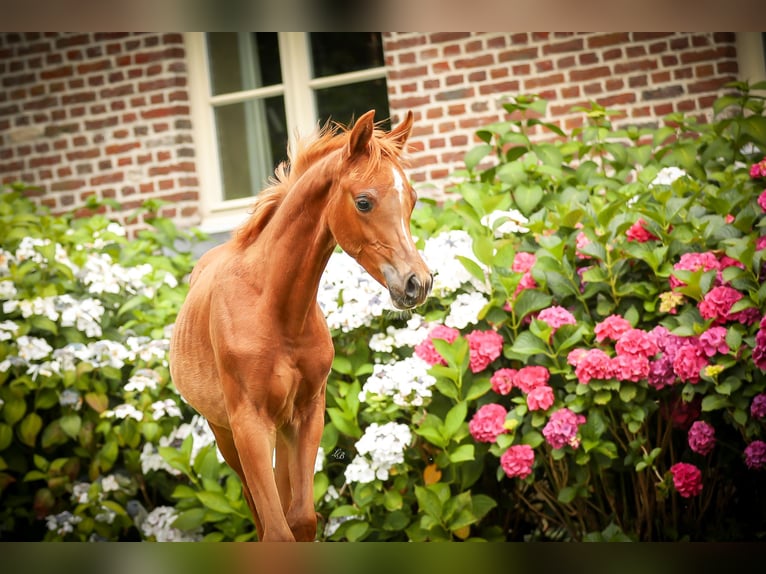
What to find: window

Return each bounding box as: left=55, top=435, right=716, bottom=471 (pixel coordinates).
left=185, top=33, right=391, bottom=232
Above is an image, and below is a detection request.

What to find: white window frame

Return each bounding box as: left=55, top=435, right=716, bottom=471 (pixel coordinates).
left=184, top=32, right=388, bottom=233
left=736, top=32, right=766, bottom=85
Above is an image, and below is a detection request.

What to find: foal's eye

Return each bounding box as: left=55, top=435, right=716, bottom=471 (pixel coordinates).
left=355, top=197, right=373, bottom=213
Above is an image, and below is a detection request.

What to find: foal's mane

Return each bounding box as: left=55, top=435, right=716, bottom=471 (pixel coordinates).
left=234, top=120, right=405, bottom=248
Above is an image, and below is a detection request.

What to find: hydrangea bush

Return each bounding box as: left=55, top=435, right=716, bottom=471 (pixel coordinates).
left=312, top=83, right=766, bottom=542
left=2, top=82, right=766, bottom=542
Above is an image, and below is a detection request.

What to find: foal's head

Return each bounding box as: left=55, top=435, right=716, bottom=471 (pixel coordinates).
left=328, top=110, right=432, bottom=310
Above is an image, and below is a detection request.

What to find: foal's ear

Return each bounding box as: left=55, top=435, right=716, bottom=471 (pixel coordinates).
left=347, top=110, right=376, bottom=158
left=387, top=110, right=414, bottom=151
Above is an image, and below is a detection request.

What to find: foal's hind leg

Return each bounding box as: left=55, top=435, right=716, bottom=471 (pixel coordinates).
left=208, top=422, right=263, bottom=540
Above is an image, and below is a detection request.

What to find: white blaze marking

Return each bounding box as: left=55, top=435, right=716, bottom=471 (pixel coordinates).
left=392, top=167, right=410, bottom=242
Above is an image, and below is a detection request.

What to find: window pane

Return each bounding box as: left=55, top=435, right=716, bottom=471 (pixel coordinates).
left=207, top=33, right=282, bottom=96
left=309, top=33, right=384, bottom=78
left=315, top=78, right=391, bottom=131
left=214, top=96, right=288, bottom=201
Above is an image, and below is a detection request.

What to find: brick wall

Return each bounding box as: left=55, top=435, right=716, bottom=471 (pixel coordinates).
left=383, top=32, right=739, bottom=186
left=0, top=32, right=742, bottom=232
left=0, top=32, right=200, bottom=231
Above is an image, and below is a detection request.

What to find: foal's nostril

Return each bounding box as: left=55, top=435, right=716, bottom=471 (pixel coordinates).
left=405, top=273, right=421, bottom=299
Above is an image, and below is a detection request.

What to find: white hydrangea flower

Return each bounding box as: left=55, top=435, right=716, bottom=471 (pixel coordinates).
left=125, top=369, right=162, bottom=392
left=45, top=510, right=82, bottom=536
left=141, top=506, right=202, bottom=542
left=318, top=251, right=395, bottom=332
left=71, top=481, right=92, bottom=504
left=59, top=388, right=82, bottom=410
left=0, top=249, right=15, bottom=275
left=0, top=320, right=19, bottom=342
left=344, top=422, right=412, bottom=484
left=100, top=474, right=121, bottom=493
left=650, top=166, right=687, bottom=187
left=445, top=291, right=490, bottom=330
left=359, top=356, right=436, bottom=408
left=368, top=315, right=430, bottom=354
left=481, top=209, right=529, bottom=237
left=16, top=335, right=53, bottom=362
left=314, top=446, right=325, bottom=474
left=421, top=230, right=487, bottom=296
left=103, top=404, right=144, bottom=421
left=0, top=280, right=17, bottom=299
left=150, top=399, right=182, bottom=420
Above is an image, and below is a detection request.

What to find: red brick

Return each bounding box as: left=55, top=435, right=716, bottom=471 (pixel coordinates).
left=570, top=66, right=611, bottom=81
left=40, top=65, right=74, bottom=80
left=77, top=59, right=111, bottom=74
left=587, top=33, right=629, bottom=48
left=90, top=173, right=124, bottom=186
left=455, top=54, right=494, bottom=68
left=615, top=60, right=658, bottom=74
left=429, top=33, right=470, bottom=43
left=51, top=179, right=86, bottom=191
left=542, top=38, right=584, bottom=55
left=498, top=47, right=537, bottom=62
left=106, top=142, right=140, bottom=155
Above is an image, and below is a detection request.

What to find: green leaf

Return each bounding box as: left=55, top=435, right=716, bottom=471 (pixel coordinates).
left=557, top=486, right=577, bottom=504
left=196, top=491, right=238, bottom=515
left=415, top=485, right=443, bottom=520
left=344, top=521, right=369, bottom=542
left=511, top=289, right=553, bottom=321
left=3, top=396, right=27, bottom=426
left=444, top=402, right=467, bottom=439
left=506, top=331, right=549, bottom=358
left=0, top=423, right=13, bottom=451
left=701, top=394, right=730, bottom=412
left=521, top=430, right=544, bottom=448
left=514, top=184, right=544, bottom=215
left=173, top=508, right=207, bottom=531
left=449, top=444, right=475, bottom=463
left=18, top=412, right=43, bottom=447
left=464, top=144, right=493, bottom=171
left=326, top=408, right=361, bottom=439
left=59, top=414, right=81, bottom=440
left=619, top=385, right=637, bottom=403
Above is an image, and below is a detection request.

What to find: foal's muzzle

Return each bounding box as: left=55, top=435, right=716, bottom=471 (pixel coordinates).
left=384, top=266, right=433, bottom=310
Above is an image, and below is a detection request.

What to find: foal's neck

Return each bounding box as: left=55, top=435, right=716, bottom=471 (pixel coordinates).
left=241, top=154, right=339, bottom=332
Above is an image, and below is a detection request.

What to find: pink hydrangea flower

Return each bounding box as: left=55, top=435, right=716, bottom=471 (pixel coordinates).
left=669, top=462, right=703, bottom=498
left=575, top=348, right=614, bottom=384
left=468, top=403, right=508, bottom=443
left=513, top=365, right=550, bottom=393
left=567, top=348, right=588, bottom=367
left=672, top=344, right=708, bottom=384
left=537, top=305, right=577, bottom=333
left=575, top=232, right=592, bottom=259
left=698, top=285, right=743, bottom=324
left=754, top=316, right=766, bottom=370
left=697, top=326, right=729, bottom=357
left=750, top=393, right=766, bottom=419
left=759, top=190, right=766, bottom=212
left=612, top=353, right=650, bottom=382
left=751, top=157, right=766, bottom=178
left=500, top=444, right=535, bottom=479
left=615, top=328, right=659, bottom=358
left=594, top=314, right=632, bottom=343
left=756, top=236, right=766, bottom=251
left=542, top=408, right=586, bottom=449
left=688, top=420, right=716, bottom=455
left=626, top=218, right=659, bottom=242
left=415, top=324, right=460, bottom=366
left=513, top=271, right=538, bottom=297
left=648, top=356, right=676, bottom=390
left=669, top=252, right=719, bottom=290
left=490, top=368, right=516, bottom=396
left=465, top=329, right=504, bottom=373
left=527, top=385, right=555, bottom=411
left=512, top=252, right=536, bottom=273
left=744, top=440, right=766, bottom=470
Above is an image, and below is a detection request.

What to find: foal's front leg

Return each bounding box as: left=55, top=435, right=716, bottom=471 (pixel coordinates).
left=229, top=409, right=295, bottom=541
left=279, top=396, right=326, bottom=541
